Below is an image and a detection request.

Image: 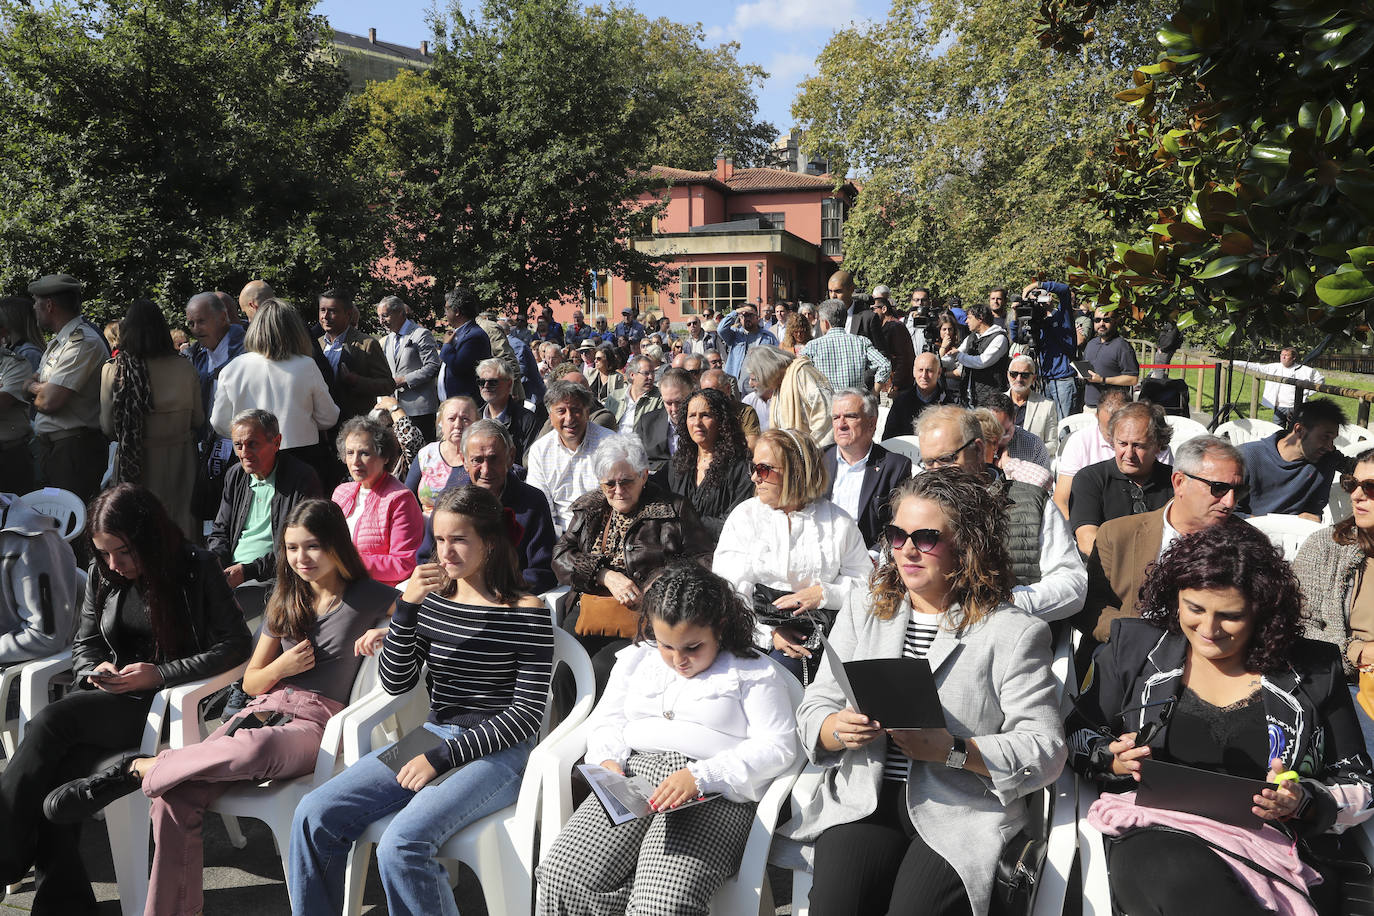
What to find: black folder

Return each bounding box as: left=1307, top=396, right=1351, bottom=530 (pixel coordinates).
left=1135, top=759, right=1271, bottom=828
left=816, top=637, right=946, bottom=729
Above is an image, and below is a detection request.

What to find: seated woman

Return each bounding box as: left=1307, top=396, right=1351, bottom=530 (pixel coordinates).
left=406, top=395, right=480, bottom=517
left=553, top=433, right=712, bottom=694
left=713, top=428, right=871, bottom=683
left=1069, top=520, right=1374, bottom=915
left=1294, top=446, right=1374, bottom=745
left=785, top=469, right=1065, bottom=916
left=536, top=562, right=798, bottom=915
left=289, top=485, right=552, bottom=916
left=43, top=499, right=396, bottom=916
left=656, top=386, right=754, bottom=543
left=0, top=485, right=251, bottom=915
left=331, top=416, right=425, bottom=587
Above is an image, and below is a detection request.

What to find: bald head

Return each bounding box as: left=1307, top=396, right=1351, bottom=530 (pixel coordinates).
left=563, top=370, right=589, bottom=387
left=699, top=368, right=738, bottom=399
left=238, top=280, right=275, bottom=321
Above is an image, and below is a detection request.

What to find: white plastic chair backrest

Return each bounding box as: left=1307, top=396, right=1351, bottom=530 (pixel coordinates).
left=17, top=487, right=86, bottom=542
left=1330, top=478, right=1353, bottom=524
left=1341, top=439, right=1374, bottom=460
left=1056, top=413, right=1095, bottom=450
left=879, top=436, right=921, bottom=467
left=543, top=627, right=594, bottom=738
left=349, top=652, right=381, bottom=706
left=1214, top=418, right=1281, bottom=445
left=1245, top=514, right=1323, bottom=561
left=1338, top=424, right=1374, bottom=450
left=1162, top=415, right=1210, bottom=450
left=875, top=404, right=891, bottom=438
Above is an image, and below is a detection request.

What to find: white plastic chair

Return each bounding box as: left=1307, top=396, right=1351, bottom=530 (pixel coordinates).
left=1162, top=415, right=1211, bottom=450
left=17, top=487, right=86, bottom=543
left=1076, top=777, right=1114, bottom=915
left=1338, top=424, right=1374, bottom=451
left=1057, top=413, right=1096, bottom=451
left=341, top=626, right=596, bottom=916
left=1214, top=418, right=1281, bottom=445
left=1245, top=514, right=1324, bottom=561
left=1328, top=477, right=1353, bottom=525
left=1, top=569, right=86, bottom=756
left=879, top=435, right=921, bottom=467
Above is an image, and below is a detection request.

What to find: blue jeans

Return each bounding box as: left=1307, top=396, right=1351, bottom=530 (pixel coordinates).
left=1043, top=375, right=1079, bottom=424
left=288, top=722, right=532, bottom=916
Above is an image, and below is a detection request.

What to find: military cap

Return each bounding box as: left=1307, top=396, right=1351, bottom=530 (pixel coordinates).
left=28, top=274, right=83, bottom=297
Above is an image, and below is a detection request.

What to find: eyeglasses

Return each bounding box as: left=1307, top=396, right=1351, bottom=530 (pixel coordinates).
left=476, top=378, right=502, bottom=388
left=1008, top=371, right=1033, bottom=380
left=1182, top=471, right=1249, bottom=501
left=884, top=525, right=941, bottom=553
left=924, top=437, right=980, bottom=468
left=1340, top=475, right=1374, bottom=498
left=600, top=477, right=639, bottom=492
left=750, top=462, right=778, bottom=481
left=1126, top=480, right=1147, bottom=515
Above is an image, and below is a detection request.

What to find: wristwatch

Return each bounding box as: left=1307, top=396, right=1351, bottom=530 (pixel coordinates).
left=945, top=735, right=968, bottom=769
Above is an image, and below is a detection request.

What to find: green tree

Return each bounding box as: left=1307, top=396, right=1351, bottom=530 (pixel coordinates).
left=791, top=0, right=1172, bottom=300
left=0, top=0, right=386, bottom=325
left=353, top=0, right=683, bottom=319
left=1039, top=0, right=1374, bottom=347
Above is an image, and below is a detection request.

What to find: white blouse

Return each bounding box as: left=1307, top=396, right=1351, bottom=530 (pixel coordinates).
left=713, top=497, right=873, bottom=612
left=584, top=643, right=799, bottom=803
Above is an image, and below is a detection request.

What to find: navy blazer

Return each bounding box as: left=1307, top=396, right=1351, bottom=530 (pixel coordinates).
left=440, top=320, right=492, bottom=401
left=822, top=442, right=913, bottom=548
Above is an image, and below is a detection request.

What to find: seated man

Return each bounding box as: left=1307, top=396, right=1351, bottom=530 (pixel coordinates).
left=1077, top=436, right=1245, bottom=648
left=823, top=389, right=912, bottom=549
left=0, top=494, right=79, bottom=664
left=207, top=409, right=323, bottom=587
left=916, top=406, right=1085, bottom=621
left=526, top=380, right=616, bottom=534
left=1238, top=397, right=1347, bottom=520
left=984, top=392, right=1051, bottom=471
left=1067, top=401, right=1174, bottom=556
left=632, top=368, right=694, bottom=475
left=432, top=420, right=557, bottom=592
left=538, top=367, right=616, bottom=434
left=477, top=356, right=546, bottom=466
left=1052, top=388, right=1174, bottom=519
left=882, top=351, right=957, bottom=440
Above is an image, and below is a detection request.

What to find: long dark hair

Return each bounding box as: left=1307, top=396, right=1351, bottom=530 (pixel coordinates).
left=111, top=300, right=174, bottom=483
left=87, top=484, right=190, bottom=660
left=635, top=561, right=757, bottom=658
left=1137, top=520, right=1304, bottom=675
left=1334, top=448, right=1374, bottom=556
left=432, top=485, right=525, bottom=605
left=670, top=387, right=748, bottom=486
left=266, top=500, right=371, bottom=641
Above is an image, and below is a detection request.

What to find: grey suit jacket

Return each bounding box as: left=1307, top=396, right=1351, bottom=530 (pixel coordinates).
left=784, top=593, right=1065, bottom=916
left=383, top=322, right=441, bottom=417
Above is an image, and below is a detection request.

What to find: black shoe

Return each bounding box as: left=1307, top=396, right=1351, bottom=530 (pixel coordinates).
left=43, top=753, right=144, bottom=824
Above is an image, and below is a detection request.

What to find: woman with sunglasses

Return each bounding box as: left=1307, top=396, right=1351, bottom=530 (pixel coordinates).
left=783, top=470, right=1065, bottom=915
left=587, top=344, right=626, bottom=403
left=553, top=433, right=712, bottom=695
left=713, top=428, right=871, bottom=682
left=1295, top=445, right=1374, bottom=747
left=1071, top=521, right=1371, bottom=915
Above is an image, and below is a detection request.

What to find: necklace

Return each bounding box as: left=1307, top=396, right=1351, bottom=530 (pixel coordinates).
left=660, top=676, right=683, bottom=720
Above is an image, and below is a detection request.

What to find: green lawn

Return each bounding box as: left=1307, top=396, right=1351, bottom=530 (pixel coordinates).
left=1163, top=351, right=1374, bottom=426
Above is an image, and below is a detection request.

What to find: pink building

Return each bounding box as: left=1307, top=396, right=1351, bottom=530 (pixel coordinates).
left=551, top=157, right=857, bottom=324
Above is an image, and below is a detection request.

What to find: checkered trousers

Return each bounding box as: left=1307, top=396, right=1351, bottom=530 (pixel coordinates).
left=535, top=750, right=756, bottom=916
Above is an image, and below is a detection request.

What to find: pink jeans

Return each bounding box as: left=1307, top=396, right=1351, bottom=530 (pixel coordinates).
left=141, top=687, right=344, bottom=916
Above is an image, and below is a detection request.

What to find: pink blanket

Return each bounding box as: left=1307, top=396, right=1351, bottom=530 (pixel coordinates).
left=1087, top=790, right=1321, bottom=916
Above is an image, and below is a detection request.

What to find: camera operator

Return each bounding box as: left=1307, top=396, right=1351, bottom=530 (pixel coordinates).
left=1018, top=280, right=1079, bottom=423
left=905, top=287, right=938, bottom=354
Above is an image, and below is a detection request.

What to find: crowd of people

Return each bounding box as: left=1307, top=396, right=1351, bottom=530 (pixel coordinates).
left=0, top=267, right=1370, bottom=916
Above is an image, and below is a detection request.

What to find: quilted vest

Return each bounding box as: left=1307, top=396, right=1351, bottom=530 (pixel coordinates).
left=966, top=327, right=1011, bottom=407
left=1006, top=479, right=1047, bottom=586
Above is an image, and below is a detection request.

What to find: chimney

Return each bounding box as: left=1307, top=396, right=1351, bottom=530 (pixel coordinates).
left=714, top=155, right=734, bottom=183
left=368, top=27, right=377, bottom=43
left=421, top=40, right=429, bottom=55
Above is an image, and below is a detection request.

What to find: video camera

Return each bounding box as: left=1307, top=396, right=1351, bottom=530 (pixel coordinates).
left=1013, top=286, right=1059, bottom=348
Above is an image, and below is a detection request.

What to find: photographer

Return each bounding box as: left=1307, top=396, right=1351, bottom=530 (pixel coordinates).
left=1019, top=280, right=1079, bottom=423
left=905, top=288, right=939, bottom=354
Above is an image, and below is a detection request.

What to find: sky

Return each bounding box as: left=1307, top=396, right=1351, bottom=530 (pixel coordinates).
left=315, top=0, right=886, bottom=138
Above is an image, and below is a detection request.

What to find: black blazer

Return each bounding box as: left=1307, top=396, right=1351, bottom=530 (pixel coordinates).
left=634, top=406, right=673, bottom=475
left=822, top=442, right=914, bottom=548
left=849, top=305, right=886, bottom=353
left=499, top=398, right=547, bottom=466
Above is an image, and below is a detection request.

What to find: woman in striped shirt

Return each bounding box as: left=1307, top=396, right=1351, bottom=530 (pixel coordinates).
left=287, top=485, right=552, bottom=916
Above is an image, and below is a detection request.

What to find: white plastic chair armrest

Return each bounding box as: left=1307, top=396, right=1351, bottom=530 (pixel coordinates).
left=341, top=685, right=425, bottom=765
left=165, top=662, right=250, bottom=750
left=312, top=684, right=393, bottom=782
left=15, top=649, right=73, bottom=742
left=537, top=718, right=595, bottom=846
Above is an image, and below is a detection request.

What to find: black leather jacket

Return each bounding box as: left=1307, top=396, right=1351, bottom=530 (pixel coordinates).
left=72, top=544, right=253, bottom=689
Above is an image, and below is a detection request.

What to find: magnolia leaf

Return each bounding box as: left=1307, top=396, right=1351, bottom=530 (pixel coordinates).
left=1194, top=255, right=1249, bottom=280
left=1325, top=99, right=1348, bottom=143
left=1315, top=268, right=1374, bottom=307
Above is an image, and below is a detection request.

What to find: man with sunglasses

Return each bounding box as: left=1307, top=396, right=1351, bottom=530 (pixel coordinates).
left=716, top=304, right=777, bottom=390
left=822, top=389, right=912, bottom=549
left=476, top=357, right=545, bottom=466
left=1005, top=355, right=1057, bottom=452
left=916, top=406, right=1085, bottom=621
left=681, top=315, right=717, bottom=356
left=1236, top=397, right=1347, bottom=520
left=1077, top=436, right=1247, bottom=649
left=1081, top=308, right=1140, bottom=408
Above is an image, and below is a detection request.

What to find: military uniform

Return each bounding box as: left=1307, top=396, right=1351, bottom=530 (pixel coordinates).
left=33, top=314, right=108, bottom=501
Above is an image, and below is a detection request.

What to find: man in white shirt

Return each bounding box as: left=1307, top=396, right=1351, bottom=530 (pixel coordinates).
left=526, top=380, right=615, bottom=533
left=375, top=296, right=440, bottom=442
left=1233, top=346, right=1325, bottom=428
left=916, top=406, right=1086, bottom=621
left=822, top=389, right=912, bottom=548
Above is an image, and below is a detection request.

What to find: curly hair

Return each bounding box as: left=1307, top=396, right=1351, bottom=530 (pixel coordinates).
left=1136, top=520, right=1304, bottom=675
left=670, top=388, right=748, bottom=485
left=869, top=469, right=1014, bottom=632
left=635, top=561, right=757, bottom=658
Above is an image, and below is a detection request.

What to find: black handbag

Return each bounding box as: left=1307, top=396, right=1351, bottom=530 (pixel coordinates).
left=751, top=584, right=829, bottom=650
left=991, top=826, right=1047, bottom=916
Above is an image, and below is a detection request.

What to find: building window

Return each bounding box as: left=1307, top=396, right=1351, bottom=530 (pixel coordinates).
left=729, top=211, right=785, bottom=230
left=772, top=267, right=791, bottom=303
left=821, top=198, right=845, bottom=256
left=679, top=265, right=749, bottom=315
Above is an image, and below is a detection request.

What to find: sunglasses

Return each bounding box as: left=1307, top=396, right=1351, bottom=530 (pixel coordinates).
left=1182, top=471, right=1249, bottom=501
left=925, top=436, right=980, bottom=468
left=1008, top=371, right=1033, bottom=380
left=1093, top=317, right=1113, bottom=324
left=1126, top=480, right=1148, bottom=515
left=884, top=525, right=941, bottom=553
left=750, top=462, right=778, bottom=481
left=1341, top=475, right=1374, bottom=498
left=476, top=378, right=503, bottom=388
left=600, top=477, right=639, bottom=492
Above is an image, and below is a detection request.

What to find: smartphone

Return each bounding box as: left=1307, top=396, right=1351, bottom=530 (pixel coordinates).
left=78, top=669, right=122, bottom=679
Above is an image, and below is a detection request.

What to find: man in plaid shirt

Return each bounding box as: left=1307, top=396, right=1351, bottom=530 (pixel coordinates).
left=803, top=299, right=891, bottom=391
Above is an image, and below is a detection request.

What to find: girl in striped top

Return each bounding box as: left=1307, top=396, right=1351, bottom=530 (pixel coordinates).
left=288, top=485, right=552, bottom=916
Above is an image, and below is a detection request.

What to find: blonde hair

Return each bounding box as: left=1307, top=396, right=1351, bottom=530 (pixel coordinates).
left=245, top=299, right=311, bottom=361
left=758, top=428, right=829, bottom=509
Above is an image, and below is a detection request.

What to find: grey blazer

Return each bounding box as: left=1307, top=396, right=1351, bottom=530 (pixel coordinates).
left=783, top=593, right=1066, bottom=916
left=383, top=322, right=440, bottom=417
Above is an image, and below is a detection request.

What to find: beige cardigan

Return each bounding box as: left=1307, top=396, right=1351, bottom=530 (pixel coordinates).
left=771, top=354, right=834, bottom=447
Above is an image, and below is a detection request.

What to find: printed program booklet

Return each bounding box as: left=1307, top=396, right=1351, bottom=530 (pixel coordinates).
left=576, top=763, right=718, bottom=826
